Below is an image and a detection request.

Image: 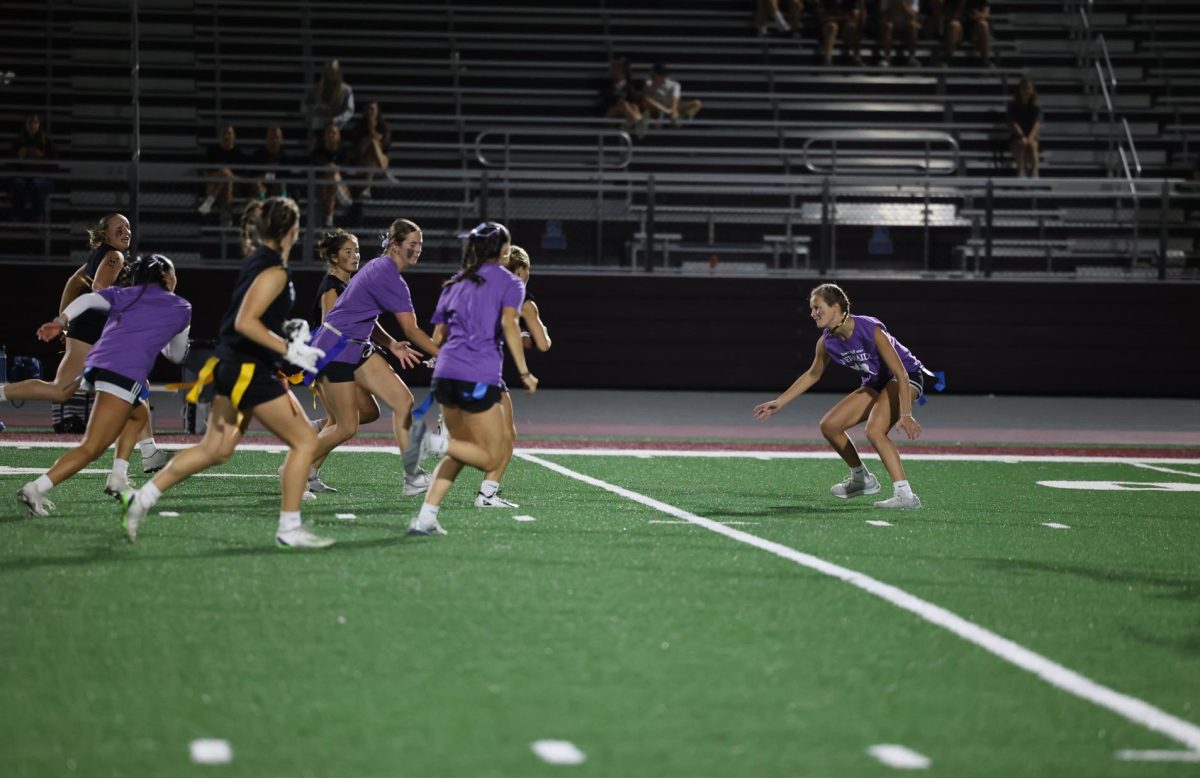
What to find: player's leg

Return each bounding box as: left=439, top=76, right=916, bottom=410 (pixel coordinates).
left=409, top=402, right=507, bottom=536
left=866, top=378, right=923, bottom=509
left=1, top=337, right=87, bottom=403
left=476, top=392, right=518, bottom=508
left=251, top=393, right=332, bottom=547
left=818, top=388, right=881, bottom=498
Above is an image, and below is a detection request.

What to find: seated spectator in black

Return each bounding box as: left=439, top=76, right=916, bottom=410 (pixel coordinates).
left=348, top=101, right=391, bottom=199
left=880, top=0, right=921, bottom=67
left=819, top=0, right=864, bottom=66
left=756, top=0, right=803, bottom=36
left=599, top=56, right=645, bottom=138
left=640, top=64, right=703, bottom=128
left=940, top=0, right=991, bottom=66
left=198, top=124, right=244, bottom=216
left=251, top=125, right=289, bottom=199
left=10, top=113, right=55, bottom=223
left=307, top=59, right=355, bottom=138
left=1008, top=77, right=1042, bottom=177
left=311, top=122, right=352, bottom=227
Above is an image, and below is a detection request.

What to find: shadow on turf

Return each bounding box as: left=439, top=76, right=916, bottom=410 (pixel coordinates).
left=981, top=557, right=1200, bottom=604
left=698, top=503, right=865, bottom=519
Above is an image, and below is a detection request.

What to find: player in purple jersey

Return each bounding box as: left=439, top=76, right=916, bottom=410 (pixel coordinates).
left=754, top=283, right=927, bottom=509
left=305, top=218, right=439, bottom=495
left=0, top=213, right=171, bottom=475
left=470, top=244, right=552, bottom=509
left=407, top=222, right=537, bottom=536
left=17, top=255, right=192, bottom=517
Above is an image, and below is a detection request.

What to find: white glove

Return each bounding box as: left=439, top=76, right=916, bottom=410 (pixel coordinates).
left=286, top=340, right=325, bottom=373
left=282, top=318, right=311, bottom=345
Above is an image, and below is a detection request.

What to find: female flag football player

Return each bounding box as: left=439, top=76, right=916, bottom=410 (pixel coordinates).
left=407, top=222, right=538, bottom=537
left=753, top=283, right=933, bottom=509
left=17, top=255, right=191, bottom=516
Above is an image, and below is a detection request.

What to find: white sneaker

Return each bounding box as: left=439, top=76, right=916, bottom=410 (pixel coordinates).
left=197, top=195, right=215, bottom=215
left=119, top=489, right=146, bottom=543
left=419, top=429, right=448, bottom=460
left=104, top=472, right=132, bottom=497
left=302, top=490, right=317, bottom=502
left=407, top=517, right=447, bottom=536
left=874, top=492, right=923, bottom=510
left=276, top=525, right=335, bottom=549
left=402, top=470, right=432, bottom=497
left=142, top=448, right=172, bottom=473
left=475, top=491, right=518, bottom=509
left=17, top=483, right=55, bottom=517
left=307, top=477, right=338, bottom=494
left=830, top=472, right=881, bottom=499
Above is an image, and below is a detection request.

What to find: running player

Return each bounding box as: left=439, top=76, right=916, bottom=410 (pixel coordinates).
left=17, top=255, right=191, bottom=516
left=119, top=197, right=333, bottom=547
left=0, top=213, right=171, bottom=480
left=472, top=244, right=552, bottom=509
left=306, top=218, right=438, bottom=495
left=408, top=222, right=537, bottom=536
left=753, top=283, right=927, bottom=509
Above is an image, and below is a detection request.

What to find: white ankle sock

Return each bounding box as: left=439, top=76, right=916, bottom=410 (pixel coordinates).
left=34, top=474, right=54, bottom=494
left=851, top=465, right=868, bottom=479
left=479, top=479, right=499, bottom=498
left=137, top=438, right=157, bottom=459
left=429, top=433, right=448, bottom=456
left=278, top=510, right=301, bottom=533
left=136, top=481, right=162, bottom=512
left=894, top=479, right=913, bottom=497
left=112, top=458, right=130, bottom=479
left=417, top=503, right=440, bottom=524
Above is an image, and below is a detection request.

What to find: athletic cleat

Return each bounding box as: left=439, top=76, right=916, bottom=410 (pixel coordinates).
left=141, top=449, right=172, bottom=473
left=402, top=470, right=432, bottom=497
left=104, top=473, right=132, bottom=498
left=830, top=472, right=881, bottom=499
left=17, top=484, right=55, bottom=517
left=307, top=477, right=338, bottom=494
left=275, top=526, right=335, bottom=549
left=302, top=490, right=317, bottom=502
left=119, top=489, right=146, bottom=543
left=474, top=491, right=519, bottom=509
left=406, top=518, right=447, bottom=537
left=873, top=493, right=923, bottom=510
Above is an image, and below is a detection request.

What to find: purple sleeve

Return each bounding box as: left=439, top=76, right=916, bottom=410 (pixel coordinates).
left=430, top=289, right=449, bottom=325
left=502, top=274, right=525, bottom=311
left=378, top=272, right=415, bottom=315
left=96, top=286, right=121, bottom=305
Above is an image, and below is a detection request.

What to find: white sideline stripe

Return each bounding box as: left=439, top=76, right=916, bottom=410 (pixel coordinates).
left=1038, top=480, right=1200, bottom=492
left=867, top=520, right=894, bottom=527
left=159, top=511, right=180, bottom=518
left=648, top=520, right=689, bottom=525
left=3, top=440, right=1200, bottom=466
left=1115, top=750, right=1200, bottom=762
left=1128, top=462, right=1200, bottom=479
left=531, top=739, right=586, bottom=765
left=0, top=466, right=276, bottom=478
left=512, top=514, right=537, bottom=522
left=335, top=513, right=357, bottom=520
left=868, top=744, right=931, bottom=770
left=516, top=452, right=1200, bottom=752
left=1042, top=522, right=1070, bottom=530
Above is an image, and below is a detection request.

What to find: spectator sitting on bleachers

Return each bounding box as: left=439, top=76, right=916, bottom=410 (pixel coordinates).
left=311, top=122, right=352, bottom=227
left=9, top=113, right=55, bottom=223
left=937, top=0, right=991, bottom=66
left=250, top=125, right=290, bottom=199
left=197, top=124, right=244, bottom=217
left=819, top=0, right=864, bottom=67
left=307, top=59, right=355, bottom=137
left=640, top=64, right=703, bottom=128
left=599, top=56, right=646, bottom=139
left=348, top=101, right=392, bottom=199
left=756, top=0, right=802, bottom=36
left=1008, top=77, right=1041, bottom=177
left=879, top=0, right=921, bottom=67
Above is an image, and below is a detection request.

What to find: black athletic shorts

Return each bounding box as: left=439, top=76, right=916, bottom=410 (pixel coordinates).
left=213, top=358, right=288, bottom=410
left=319, top=341, right=383, bottom=384
left=68, top=308, right=108, bottom=345
left=81, top=367, right=149, bottom=406
left=866, top=368, right=926, bottom=400
left=431, top=377, right=502, bottom=413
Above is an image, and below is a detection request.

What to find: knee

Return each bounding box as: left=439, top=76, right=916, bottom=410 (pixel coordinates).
left=208, top=444, right=236, bottom=467
left=360, top=405, right=380, bottom=425
left=50, top=384, right=76, bottom=403
left=332, top=419, right=359, bottom=441
left=818, top=416, right=842, bottom=440
left=865, top=423, right=891, bottom=446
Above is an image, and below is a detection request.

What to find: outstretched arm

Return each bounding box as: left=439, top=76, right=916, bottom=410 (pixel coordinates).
left=38, top=292, right=113, bottom=342
left=393, top=311, right=440, bottom=357
left=753, top=338, right=830, bottom=420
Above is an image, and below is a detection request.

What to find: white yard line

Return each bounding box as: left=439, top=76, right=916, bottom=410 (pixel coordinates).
left=1127, top=462, right=1200, bottom=479
left=516, top=451, right=1200, bottom=753
left=867, top=744, right=931, bottom=770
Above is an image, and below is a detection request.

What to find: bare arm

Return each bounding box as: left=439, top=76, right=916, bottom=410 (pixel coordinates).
left=233, top=266, right=290, bottom=357
left=91, top=250, right=125, bottom=291
left=501, top=307, right=536, bottom=393
left=521, top=299, right=551, bottom=352
left=874, top=327, right=921, bottom=440
left=432, top=323, right=447, bottom=347
left=753, top=338, right=830, bottom=420
left=393, top=311, right=440, bottom=356
left=319, top=288, right=340, bottom=322
left=59, top=265, right=90, bottom=313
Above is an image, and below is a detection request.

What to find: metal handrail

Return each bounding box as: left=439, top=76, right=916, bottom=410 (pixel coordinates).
left=474, top=127, right=633, bottom=170
left=1094, top=61, right=1113, bottom=116
left=1097, top=34, right=1116, bottom=91
left=1121, top=118, right=1142, bottom=177
left=800, top=130, right=960, bottom=175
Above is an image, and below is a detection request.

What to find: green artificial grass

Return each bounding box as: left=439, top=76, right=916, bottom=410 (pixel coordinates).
left=1, top=446, right=1198, bottom=777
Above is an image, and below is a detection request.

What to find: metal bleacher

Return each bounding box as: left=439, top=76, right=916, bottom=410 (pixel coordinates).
left=1, top=0, right=1197, bottom=278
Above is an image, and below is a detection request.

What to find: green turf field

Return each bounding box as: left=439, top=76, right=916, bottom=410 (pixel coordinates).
left=2, top=443, right=1199, bottom=777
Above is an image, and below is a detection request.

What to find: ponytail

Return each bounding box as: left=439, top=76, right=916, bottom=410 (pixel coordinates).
left=445, top=221, right=510, bottom=287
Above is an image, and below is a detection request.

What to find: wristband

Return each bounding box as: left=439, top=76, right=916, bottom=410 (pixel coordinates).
left=54, top=315, right=68, bottom=328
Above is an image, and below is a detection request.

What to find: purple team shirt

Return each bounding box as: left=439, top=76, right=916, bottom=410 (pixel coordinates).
left=822, top=315, right=922, bottom=387
left=86, top=285, right=192, bottom=384
left=431, top=263, right=525, bottom=386
left=311, top=256, right=414, bottom=365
